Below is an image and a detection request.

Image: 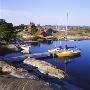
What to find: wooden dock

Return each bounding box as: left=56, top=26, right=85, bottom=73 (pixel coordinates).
left=24, top=52, right=54, bottom=57
left=3, top=52, right=55, bottom=61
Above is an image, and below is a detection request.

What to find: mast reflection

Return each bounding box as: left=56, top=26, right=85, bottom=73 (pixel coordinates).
left=56, top=55, right=81, bottom=77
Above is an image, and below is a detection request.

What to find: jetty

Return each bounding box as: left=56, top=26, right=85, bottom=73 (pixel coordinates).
left=24, top=52, right=55, bottom=57
left=2, top=51, right=55, bottom=62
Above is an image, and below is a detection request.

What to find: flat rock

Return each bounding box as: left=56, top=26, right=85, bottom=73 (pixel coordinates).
left=0, top=60, right=38, bottom=79
left=0, top=77, right=54, bottom=90
left=23, top=58, right=65, bottom=79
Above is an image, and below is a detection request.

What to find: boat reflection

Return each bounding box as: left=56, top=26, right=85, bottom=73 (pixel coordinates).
left=56, top=55, right=81, bottom=78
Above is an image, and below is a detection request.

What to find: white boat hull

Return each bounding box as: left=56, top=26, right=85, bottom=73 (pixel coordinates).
left=48, top=48, right=61, bottom=53
left=20, top=45, right=31, bottom=53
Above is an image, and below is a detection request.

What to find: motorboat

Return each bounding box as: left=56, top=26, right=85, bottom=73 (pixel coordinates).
left=20, top=44, right=31, bottom=53
left=15, top=40, right=31, bottom=53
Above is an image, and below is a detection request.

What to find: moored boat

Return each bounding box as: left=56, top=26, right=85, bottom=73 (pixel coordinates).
left=20, top=44, right=31, bottom=53
left=56, top=48, right=81, bottom=57
left=48, top=47, right=61, bottom=53
left=56, top=13, right=81, bottom=57
left=15, top=40, right=31, bottom=52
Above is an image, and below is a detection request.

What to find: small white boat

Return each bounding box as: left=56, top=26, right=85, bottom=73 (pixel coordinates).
left=48, top=47, right=61, bottom=53
left=20, top=44, right=31, bottom=53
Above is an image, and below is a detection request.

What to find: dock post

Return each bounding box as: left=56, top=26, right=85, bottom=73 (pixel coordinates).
left=52, top=52, right=54, bottom=58
left=48, top=52, right=50, bottom=56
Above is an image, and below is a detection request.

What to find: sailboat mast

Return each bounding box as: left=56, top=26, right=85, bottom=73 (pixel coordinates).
left=65, top=12, right=68, bottom=40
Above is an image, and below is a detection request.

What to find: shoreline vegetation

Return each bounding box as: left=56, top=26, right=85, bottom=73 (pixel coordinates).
left=0, top=19, right=90, bottom=46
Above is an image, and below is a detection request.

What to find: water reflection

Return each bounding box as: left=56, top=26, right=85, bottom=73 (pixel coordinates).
left=28, top=40, right=90, bottom=89
left=41, top=40, right=53, bottom=44
left=56, top=55, right=81, bottom=77
left=30, top=42, right=40, bottom=46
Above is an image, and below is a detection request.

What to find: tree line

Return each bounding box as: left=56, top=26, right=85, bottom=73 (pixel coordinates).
left=0, top=19, right=20, bottom=43
left=0, top=19, right=39, bottom=43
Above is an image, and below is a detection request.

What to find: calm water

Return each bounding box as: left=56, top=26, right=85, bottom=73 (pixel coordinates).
left=30, top=40, right=90, bottom=89
left=3, top=40, right=90, bottom=90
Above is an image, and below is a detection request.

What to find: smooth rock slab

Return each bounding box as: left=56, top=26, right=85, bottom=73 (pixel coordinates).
left=0, top=77, right=53, bottom=90
left=23, top=58, right=65, bottom=79
left=0, top=60, right=38, bottom=79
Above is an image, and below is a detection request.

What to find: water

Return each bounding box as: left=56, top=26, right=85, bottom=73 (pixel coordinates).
left=30, top=40, right=90, bottom=89
left=3, top=40, right=90, bottom=89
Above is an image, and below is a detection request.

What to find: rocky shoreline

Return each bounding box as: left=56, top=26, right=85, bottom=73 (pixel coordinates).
left=0, top=58, right=38, bottom=79
left=0, top=44, right=85, bottom=90
left=0, top=57, right=64, bottom=90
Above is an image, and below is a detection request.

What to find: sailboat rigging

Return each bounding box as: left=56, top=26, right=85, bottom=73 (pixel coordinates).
left=56, top=13, right=81, bottom=57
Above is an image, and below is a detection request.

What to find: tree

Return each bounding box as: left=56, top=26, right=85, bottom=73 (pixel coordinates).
left=0, top=19, right=14, bottom=42
left=14, top=24, right=26, bottom=32
left=0, top=19, right=6, bottom=25
left=18, top=24, right=25, bottom=30
left=31, top=24, right=38, bottom=35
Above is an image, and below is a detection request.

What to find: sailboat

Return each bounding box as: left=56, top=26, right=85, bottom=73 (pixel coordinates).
left=56, top=13, right=81, bottom=57
left=56, top=48, right=81, bottom=57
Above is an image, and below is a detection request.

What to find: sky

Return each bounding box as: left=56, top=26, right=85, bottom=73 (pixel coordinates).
left=0, top=0, right=90, bottom=26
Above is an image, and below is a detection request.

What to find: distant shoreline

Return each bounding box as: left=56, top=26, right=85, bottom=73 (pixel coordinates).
left=52, top=29, right=90, bottom=41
